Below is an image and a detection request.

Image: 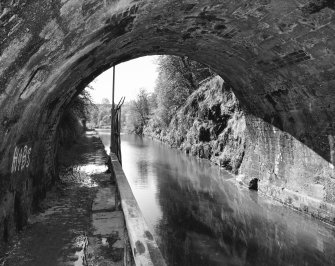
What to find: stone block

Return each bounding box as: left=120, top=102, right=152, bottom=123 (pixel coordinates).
left=92, top=187, right=116, bottom=212
left=92, top=211, right=125, bottom=237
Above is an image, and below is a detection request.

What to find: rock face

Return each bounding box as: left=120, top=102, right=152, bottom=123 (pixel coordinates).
left=144, top=77, right=246, bottom=174
left=145, top=76, right=335, bottom=224
left=0, top=0, right=335, bottom=243
left=240, top=115, right=335, bottom=224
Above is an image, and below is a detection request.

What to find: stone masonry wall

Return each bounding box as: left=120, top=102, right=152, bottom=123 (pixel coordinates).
left=240, top=116, right=335, bottom=223
left=0, top=0, right=335, bottom=243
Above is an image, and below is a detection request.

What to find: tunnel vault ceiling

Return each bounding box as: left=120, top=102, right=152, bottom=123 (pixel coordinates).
left=0, top=0, right=335, bottom=174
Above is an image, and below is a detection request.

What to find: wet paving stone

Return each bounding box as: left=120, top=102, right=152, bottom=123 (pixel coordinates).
left=0, top=132, right=113, bottom=266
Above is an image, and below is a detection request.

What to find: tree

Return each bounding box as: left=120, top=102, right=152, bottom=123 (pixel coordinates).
left=117, top=56, right=214, bottom=134
left=128, top=89, right=151, bottom=135
left=58, top=89, right=96, bottom=145
left=101, top=98, right=110, bottom=105
left=154, top=55, right=213, bottom=127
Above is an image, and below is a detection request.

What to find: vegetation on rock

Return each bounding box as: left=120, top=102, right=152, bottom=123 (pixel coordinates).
left=144, top=76, right=246, bottom=173
left=124, top=89, right=153, bottom=135
left=154, top=55, right=213, bottom=127
left=87, top=98, right=112, bottom=129
left=119, top=55, right=246, bottom=173
left=61, top=55, right=245, bottom=174
left=123, top=55, right=214, bottom=134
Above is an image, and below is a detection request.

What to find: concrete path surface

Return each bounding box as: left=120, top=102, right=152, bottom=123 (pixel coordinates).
left=0, top=132, right=131, bottom=266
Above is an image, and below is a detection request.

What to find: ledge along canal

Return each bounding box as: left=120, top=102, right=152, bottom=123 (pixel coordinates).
left=97, top=129, right=335, bottom=266
left=0, top=132, right=127, bottom=266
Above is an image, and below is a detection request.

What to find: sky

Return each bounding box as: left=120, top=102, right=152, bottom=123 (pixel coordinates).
left=88, top=56, right=159, bottom=104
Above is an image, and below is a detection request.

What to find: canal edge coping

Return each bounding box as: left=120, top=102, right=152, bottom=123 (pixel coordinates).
left=110, top=153, right=167, bottom=266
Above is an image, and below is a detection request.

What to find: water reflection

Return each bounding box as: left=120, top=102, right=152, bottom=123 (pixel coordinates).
left=96, top=131, right=335, bottom=266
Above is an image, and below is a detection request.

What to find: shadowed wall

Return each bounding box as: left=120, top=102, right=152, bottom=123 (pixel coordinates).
left=0, top=0, right=335, bottom=242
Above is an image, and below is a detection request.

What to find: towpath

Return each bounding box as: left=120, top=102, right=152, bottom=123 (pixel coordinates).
left=0, top=132, right=129, bottom=266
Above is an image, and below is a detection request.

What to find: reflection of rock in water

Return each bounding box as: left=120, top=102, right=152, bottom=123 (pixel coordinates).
left=118, top=135, right=335, bottom=266
left=155, top=163, right=335, bottom=266
left=136, top=160, right=149, bottom=186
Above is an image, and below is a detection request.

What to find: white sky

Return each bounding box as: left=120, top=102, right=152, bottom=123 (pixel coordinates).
left=88, top=56, right=159, bottom=104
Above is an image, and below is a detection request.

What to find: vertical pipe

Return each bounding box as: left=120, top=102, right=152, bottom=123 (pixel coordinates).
left=119, top=107, right=122, bottom=165
left=110, top=65, right=115, bottom=154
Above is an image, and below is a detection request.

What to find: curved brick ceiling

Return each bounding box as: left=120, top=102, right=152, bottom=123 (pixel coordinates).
left=0, top=0, right=334, bottom=176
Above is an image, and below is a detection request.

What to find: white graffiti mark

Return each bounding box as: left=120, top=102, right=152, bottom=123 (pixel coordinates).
left=11, top=145, right=32, bottom=173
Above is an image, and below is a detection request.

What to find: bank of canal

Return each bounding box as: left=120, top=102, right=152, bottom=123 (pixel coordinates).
left=0, top=132, right=128, bottom=266
left=97, top=129, right=335, bottom=266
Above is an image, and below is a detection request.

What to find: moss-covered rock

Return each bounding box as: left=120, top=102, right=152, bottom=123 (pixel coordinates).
left=144, top=76, right=246, bottom=174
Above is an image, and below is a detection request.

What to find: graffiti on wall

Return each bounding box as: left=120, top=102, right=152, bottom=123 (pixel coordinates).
left=11, top=145, right=32, bottom=173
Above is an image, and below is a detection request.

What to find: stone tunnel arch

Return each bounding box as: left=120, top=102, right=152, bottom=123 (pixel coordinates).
left=1, top=0, right=335, bottom=241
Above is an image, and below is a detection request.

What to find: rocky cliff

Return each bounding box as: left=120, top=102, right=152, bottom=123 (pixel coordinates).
left=145, top=76, right=335, bottom=225
left=144, top=76, right=246, bottom=174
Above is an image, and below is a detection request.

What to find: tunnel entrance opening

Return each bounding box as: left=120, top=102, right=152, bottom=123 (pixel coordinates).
left=1, top=0, right=335, bottom=248
left=70, top=54, right=243, bottom=172
left=53, top=43, right=335, bottom=228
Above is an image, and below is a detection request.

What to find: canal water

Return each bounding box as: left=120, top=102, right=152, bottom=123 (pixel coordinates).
left=97, top=130, right=335, bottom=266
